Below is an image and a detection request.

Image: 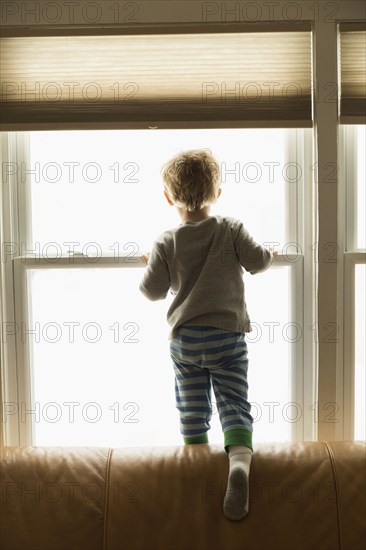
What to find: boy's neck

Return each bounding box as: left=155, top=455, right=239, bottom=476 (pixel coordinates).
left=178, top=206, right=211, bottom=223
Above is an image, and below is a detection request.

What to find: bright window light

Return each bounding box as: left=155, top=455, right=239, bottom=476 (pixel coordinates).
left=28, top=129, right=297, bottom=447
left=29, top=264, right=293, bottom=446
left=29, top=129, right=288, bottom=255
left=354, top=264, right=366, bottom=440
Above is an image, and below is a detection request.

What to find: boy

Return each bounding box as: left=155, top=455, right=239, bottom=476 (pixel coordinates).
left=139, top=149, right=272, bottom=520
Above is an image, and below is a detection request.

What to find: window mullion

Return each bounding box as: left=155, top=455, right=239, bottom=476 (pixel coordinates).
left=314, top=20, right=339, bottom=441
left=1, top=133, right=21, bottom=445
left=300, top=127, right=317, bottom=441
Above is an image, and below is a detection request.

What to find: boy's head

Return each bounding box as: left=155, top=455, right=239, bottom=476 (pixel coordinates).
left=161, top=149, right=221, bottom=212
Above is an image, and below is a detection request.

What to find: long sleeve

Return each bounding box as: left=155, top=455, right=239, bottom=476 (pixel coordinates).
left=139, top=241, right=171, bottom=301
left=232, top=221, right=272, bottom=275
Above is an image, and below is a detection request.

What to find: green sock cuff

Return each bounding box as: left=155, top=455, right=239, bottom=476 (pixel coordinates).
left=224, top=428, right=253, bottom=453
left=183, top=433, right=209, bottom=445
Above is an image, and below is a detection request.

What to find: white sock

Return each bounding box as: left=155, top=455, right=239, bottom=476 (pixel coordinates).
left=223, top=445, right=253, bottom=521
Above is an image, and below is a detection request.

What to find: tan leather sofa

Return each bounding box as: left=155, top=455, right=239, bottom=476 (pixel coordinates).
left=1, top=441, right=365, bottom=550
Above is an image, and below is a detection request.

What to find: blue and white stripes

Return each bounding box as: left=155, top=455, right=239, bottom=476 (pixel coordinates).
left=170, top=325, right=253, bottom=439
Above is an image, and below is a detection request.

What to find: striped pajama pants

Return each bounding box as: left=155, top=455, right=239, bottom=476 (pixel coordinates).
left=169, top=325, right=253, bottom=452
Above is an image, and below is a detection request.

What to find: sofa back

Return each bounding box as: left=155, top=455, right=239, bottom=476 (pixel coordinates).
left=1, top=441, right=365, bottom=550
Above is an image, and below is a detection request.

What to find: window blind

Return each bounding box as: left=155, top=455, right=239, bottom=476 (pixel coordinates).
left=0, top=23, right=312, bottom=130
left=339, top=23, right=366, bottom=122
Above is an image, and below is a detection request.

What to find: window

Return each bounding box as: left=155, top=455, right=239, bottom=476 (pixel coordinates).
left=2, top=127, right=314, bottom=447
left=341, top=125, right=366, bottom=440
left=355, top=264, right=366, bottom=440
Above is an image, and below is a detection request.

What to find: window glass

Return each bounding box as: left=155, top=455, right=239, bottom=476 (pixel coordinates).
left=354, top=264, right=366, bottom=440
left=29, top=265, right=293, bottom=446
left=29, top=129, right=288, bottom=256
left=27, top=128, right=296, bottom=446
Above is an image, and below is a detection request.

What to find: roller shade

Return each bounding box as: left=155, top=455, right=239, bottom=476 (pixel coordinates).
left=340, top=23, right=366, bottom=122
left=0, top=24, right=312, bottom=129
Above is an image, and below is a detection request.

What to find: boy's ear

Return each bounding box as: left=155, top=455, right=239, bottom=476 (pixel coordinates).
left=164, top=190, right=174, bottom=206
left=214, top=187, right=222, bottom=203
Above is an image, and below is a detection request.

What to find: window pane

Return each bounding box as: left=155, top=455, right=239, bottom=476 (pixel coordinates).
left=29, top=265, right=293, bottom=446
left=356, top=126, right=366, bottom=249
left=354, top=264, right=366, bottom=440
left=245, top=265, right=293, bottom=443
left=27, top=127, right=296, bottom=447
left=29, top=129, right=288, bottom=256
left=28, top=268, right=176, bottom=447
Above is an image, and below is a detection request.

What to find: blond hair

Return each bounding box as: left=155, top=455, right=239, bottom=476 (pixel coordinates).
left=161, top=149, right=221, bottom=212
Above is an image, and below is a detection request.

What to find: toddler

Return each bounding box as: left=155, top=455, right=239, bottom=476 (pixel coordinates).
left=139, top=149, right=272, bottom=520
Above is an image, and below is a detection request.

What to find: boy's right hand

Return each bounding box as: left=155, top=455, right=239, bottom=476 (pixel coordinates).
left=142, top=252, right=150, bottom=265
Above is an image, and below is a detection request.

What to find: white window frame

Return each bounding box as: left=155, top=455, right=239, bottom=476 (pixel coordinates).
left=1, top=128, right=316, bottom=446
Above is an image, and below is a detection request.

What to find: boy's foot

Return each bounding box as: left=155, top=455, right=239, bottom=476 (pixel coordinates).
left=223, top=446, right=252, bottom=521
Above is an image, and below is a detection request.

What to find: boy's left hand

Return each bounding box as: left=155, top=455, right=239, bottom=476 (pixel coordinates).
left=142, top=252, right=150, bottom=265
left=267, top=246, right=279, bottom=256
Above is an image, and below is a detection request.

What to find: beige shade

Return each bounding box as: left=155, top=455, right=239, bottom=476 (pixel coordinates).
left=0, top=25, right=312, bottom=129
left=340, top=24, right=366, bottom=122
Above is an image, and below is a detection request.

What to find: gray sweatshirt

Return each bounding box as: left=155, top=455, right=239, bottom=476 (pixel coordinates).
left=139, top=215, right=272, bottom=339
